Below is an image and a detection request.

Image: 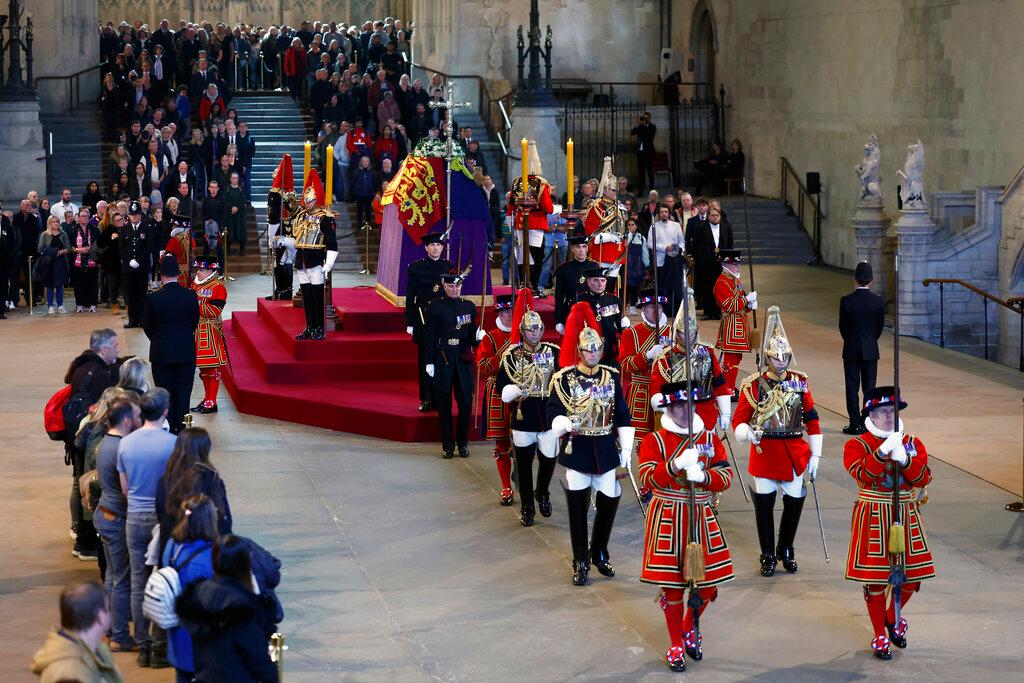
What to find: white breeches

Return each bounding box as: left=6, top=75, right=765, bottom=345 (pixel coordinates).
left=296, top=266, right=324, bottom=285
left=512, top=429, right=538, bottom=447
left=565, top=468, right=621, bottom=497
left=277, top=236, right=296, bottom=265
left=752, top=472, right=807, bottom=498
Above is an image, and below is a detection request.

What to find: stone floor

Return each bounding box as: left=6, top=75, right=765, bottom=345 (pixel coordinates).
left=1, top=265, right=1022, bottom=682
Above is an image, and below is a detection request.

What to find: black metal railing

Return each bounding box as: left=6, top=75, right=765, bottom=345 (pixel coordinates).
left=560, top=101, right=647, bottom=186
left=923, top=278, right=1024, bottom=371
left=34, top=63, right=103, bottom=113
left=779, top=157, right=823, bottom=264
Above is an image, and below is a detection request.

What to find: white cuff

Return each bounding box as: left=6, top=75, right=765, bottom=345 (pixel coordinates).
left=715, top=395, right=731, bottom=422
left=809, top=433, right=823, bottom=459
left=621, top=316, right=631, bottom=329
left=323, top=249, right=338, bottom=273
left=617, top=426, right=635, bottom=462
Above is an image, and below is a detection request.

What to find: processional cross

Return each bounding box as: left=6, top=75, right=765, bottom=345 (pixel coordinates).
left=428, top=81, right=472, bottom=253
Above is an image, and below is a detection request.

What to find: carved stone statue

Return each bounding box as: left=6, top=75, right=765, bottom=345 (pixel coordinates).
left=854, top=134, right=883, bottom=204
left=896, top=139, right=926, bottom=209
left=481, top=7, right=509, bottom=77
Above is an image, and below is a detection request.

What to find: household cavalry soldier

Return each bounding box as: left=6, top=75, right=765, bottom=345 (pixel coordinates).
left=506, top=140, right=554, bottom=293
left=844, top=387, right=934, bottom=661
left=732, top=305, right=823, bottom=577
left=291, top=168, right=338, bottom=341
left=583, top=156, right=626, bottom=269
left=575, top=265, right=631, bottom=366
left=162, top=218, right=195, bottom=287
left=424, top=268, right=478, bottom=459
left=475, top=293, right=516, bottom=506
left=618, top=288, right=670, bottom=438
left=190, top=259, right=228, bottom=414
left=713, top=248, right=757, bottom=399
left=406, top=232, right=455, bottom=412
left=266, top=154, right=298, bottom=300
left=543, top=302, right=633, bottom=586
left=639, top=382, right=735, bottom=673
left=553, top=232, right=596, bottom=331
left=649, top=288, right=732, bottom=435
left=496, top=289, right=560, bottom=527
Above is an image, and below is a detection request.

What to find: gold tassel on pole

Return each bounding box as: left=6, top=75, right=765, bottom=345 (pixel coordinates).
left=887, top=515, right=906, bottom=554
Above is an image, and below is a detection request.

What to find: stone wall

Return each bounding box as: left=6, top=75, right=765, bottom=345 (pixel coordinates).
left=96, top=1, right=406, bottom=31
left=666, top=0, right=1024, bottom=274
left=997, top=166, right=1024, bottom=369
left=28, top=0, right=100, bottom=112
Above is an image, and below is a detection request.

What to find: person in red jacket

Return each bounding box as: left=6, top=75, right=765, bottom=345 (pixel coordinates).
left=197, top=84, right=226, bottom=125
left=506, top=140, right=553, bottom=294
left=474, top=294, right=515, bottom=506
left=732, top=305, right=823, bottom=577
left=584, top=156, right=627, bottom=268
left=618, top=289, right=670, bottom=438
left=190, top=259, right=228, bottom=414
left=346, top=117, right=373, bottom=166
left=283, top=37, right=306, bottom=100
left=163, top=219, right=195, bottom=287
left=638, top=381, right=734, bottom=672
left=713, top=249, right=757, bottom=399
left=843, top=386, right=934, bottom=661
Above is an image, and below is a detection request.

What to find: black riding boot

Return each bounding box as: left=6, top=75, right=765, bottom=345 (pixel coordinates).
left=776, top=493, right=806, bottom=573
left=751, top=489, right=778, bottom=577
left=564, top=486, right=591, bottom=586
left=590, top=491, right=620, bottom=577
left=309, top=284, right=326, bottom=340
left=514, top=445, right=536, bottom=527
left=295, top=283, right=313, bottom=339
left=534, top=453, right=556, bottom=517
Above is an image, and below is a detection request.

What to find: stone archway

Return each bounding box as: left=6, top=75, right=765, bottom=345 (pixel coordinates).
left=689, top=0, right=718, bottom=99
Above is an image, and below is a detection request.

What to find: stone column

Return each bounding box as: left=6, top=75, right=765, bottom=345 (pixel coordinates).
left=894, top=207, right=936, bottom=340
left=509, top=107, right=565, bottom=191
left=851, top=197, right=892, bottom=299
left=0, top=101, right=46, bottom=199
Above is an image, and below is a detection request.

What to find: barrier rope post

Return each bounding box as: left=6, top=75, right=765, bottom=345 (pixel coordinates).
left=27, top=256, right=34, bottom=315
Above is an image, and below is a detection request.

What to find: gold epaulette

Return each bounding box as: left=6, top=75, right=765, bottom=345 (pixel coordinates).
left=787, top=369, right=809, bottom=381
left=598, top=364, right=619, bottom=374
left=739, top=372, right=760, bottom=405
left=551, top=366, right=573, bottom=381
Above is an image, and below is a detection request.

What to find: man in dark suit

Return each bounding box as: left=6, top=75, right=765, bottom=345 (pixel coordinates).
left=143, top=254, right=200, bottom=433
left=119, top=202, right=154, bottom=328
left=839, top=261, right=885, bottom=434
left=630, top=111, right=657, bottom=195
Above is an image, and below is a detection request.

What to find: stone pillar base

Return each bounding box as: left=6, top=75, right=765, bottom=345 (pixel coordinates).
left=894, top=207, right=936, bottom=340
left=852, top=199, right=892, bottom=300
left=0, top=100, right=46, bottom=200
left=509, top=107, right=566, bottom=193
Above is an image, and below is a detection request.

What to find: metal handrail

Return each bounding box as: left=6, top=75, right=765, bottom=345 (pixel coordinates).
left=35, top=62, right=104, bottom=113
left=779, top=156, right=823, bottom=265
left=923, top=278, right=1023, bottom=370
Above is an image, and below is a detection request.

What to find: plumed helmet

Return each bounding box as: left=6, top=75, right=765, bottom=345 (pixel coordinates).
left=509, top=288, right=544, bottom=345
left=302, top=168, right=325, bottom=208
left=672, top=286, right=699, bottom=343
left=761, top=305, right=794, bottom=367
left=527, top=140, right=543, bottom=176
left=559, top=302, right=602, bottom=367
left=595, top=156, right=617, bottom=199
left=271, top=154, right=295, bottom=192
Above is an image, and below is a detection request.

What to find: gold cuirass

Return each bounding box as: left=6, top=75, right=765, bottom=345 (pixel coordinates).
left=291, top=214, right=325, bottom=250
left=662, top=345, right=714, bottom=400
left=752, top=376, right=805, bottom=438
left=556, top=367, right=615, bottom=436
left=502, top=343, right=557, bottom=398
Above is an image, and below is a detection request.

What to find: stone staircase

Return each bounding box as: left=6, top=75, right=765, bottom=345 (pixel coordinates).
left=455, top=110, right=507, bottom=194
left=717, top=196, right=817, bottom=265
left=40, top=111, right=105, bottom=200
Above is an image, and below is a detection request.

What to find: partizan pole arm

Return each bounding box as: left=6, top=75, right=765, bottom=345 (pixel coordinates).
left=741, top=178, right=760, bottom=362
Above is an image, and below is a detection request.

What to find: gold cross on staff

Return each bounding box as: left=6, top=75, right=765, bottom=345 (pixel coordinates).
left=428, top=81, right=473, bottom=161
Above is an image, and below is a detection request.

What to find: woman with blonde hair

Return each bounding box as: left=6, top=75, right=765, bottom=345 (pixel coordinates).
left=116, top=357, right=150, bottom=398
left=37, top=215, right=71, bottom=314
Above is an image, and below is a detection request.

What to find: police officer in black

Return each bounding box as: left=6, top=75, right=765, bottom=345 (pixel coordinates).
left=576, top=266, right=631, bottom=366
left=405, top=232, right=455, bottom=412
left=120, top=201, right=154, bottom=328
left=839, top=260, right=885, bottom=434
left=553, top=233, right=597, bottom=332
left=143, top=254, right=200, bottom=433
left=423, top=268, right=478, bottom=459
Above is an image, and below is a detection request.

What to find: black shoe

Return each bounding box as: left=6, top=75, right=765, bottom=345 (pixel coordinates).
left=731, top=389, right=739, bottom=402
left=123, top=322, right=140, bottom=329
left=137, top=646, right=151, bottom=668
left=195, top=402, right=219, bottom=414
left=295, top=327, right=312, bottom=340
left=571, top=559, right=589, bottom=586
left=886, top=618, right=908, bottom=649
left=520, top=505, right=535, bottom=527
left=777, top=546, right=798, bottom=573
left=666, top=646, right=687, bottom=672
left=190, top=402, right=205, bottom=413
left=684, top=629, right=703, bottom=661
left=499, top=488, right=514, bottom=506
left=871, top=635, right=893, bottom=660
left=418, top=401, right=433, bottom=413
left=759, top=553, right=777, bottom=577
left=458, top=444, right=470, bottom=458
left=442, top=448, right=454, bottom=460
left=842, top=424, right=866, bottom=435
left=150, top=647, right=170, bottom=669
left=591, top=549, right=615, bottom=577
left=535, top=492, right=552, bottom=517
left=309, top=326, right=326, bottom=340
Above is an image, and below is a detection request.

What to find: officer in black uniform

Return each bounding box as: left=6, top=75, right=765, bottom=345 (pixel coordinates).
left=265, top=185, right=297, bottom=300
left=405, top=232, right=455, bottom=412
left=120, top=201, right=154, bottom=329
left=423, top=268, right=478, bottom=459
left=576, top=266, right=630, bottom=366
left=553, top=232, right=597, bottom=332
left=143, top=254, right=200, bottom=433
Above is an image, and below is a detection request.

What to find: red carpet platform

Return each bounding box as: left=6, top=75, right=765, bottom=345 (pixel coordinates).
left=224, top=286, right=557, bottom=442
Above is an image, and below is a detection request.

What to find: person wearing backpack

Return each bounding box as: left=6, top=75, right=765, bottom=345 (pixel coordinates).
left=158, top=494, right=216, bottom=682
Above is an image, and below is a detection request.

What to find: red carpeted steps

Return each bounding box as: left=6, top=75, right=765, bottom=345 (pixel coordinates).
left=223, top=286, right=558, bottom=442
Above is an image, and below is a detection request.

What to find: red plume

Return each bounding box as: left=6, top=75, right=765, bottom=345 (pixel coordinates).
left=559, top=302, right=599, bottom=368
left=508, top=288, right=534, bottom=346
left=271, top=154, right=294, bottom=192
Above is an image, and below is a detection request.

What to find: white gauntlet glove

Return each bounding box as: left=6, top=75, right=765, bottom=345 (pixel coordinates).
left=555, top=323, right=565, bottom=335
left=500, top=384, right=523, bottom=403
left=425, top=364, right=435, bottom=378
left=617, top=426, right=635, bottom=469
left=645, top=344, right=665, bottom=361
left=475, top=328, right=486, bottom=342
left=685, top=463, right=706, bottom=484
left=746, top=291, right=757, bottom=304
left=620, top=316, right=631, bottom=329
left=672, top=447, right=699, bottom=472
left=806, top=433, right=823, bottom=479
left=715, top=395, right=732, bottom=432
left=734, top=423, right=759, bottom=445
left=551, top=414, right=574, bottom=437
left=406, top=326, right=414, bottom=336
left=129, top=259, right=140, bottom=269
left=879, top=431, right=904, bottom=456
left=890, top=443, right=908, bottom=466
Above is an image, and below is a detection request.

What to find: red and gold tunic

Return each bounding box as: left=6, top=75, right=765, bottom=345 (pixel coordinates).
left=506, top=175, right=554, bottom=232
left=193, top=276, right=228, bottom=368
left=583, top=196, right=626, bottom=265
left=649, top=343, right=729, bottom=432
left=732, top=370, right=821, bottom=481
left=844, top=432, right=934, bottom=583
left=713, top=270, right=752, bottom=353
left=165, top=231, right=195, bottom=287
left=618, top=318, right=670, bottom=435
left=475, top=326, right=512, bottom=440
left=638, top=422, right=734, bottom=587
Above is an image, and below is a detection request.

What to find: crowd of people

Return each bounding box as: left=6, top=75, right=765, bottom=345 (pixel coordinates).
left=35, top=327, right=280, bottom=680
